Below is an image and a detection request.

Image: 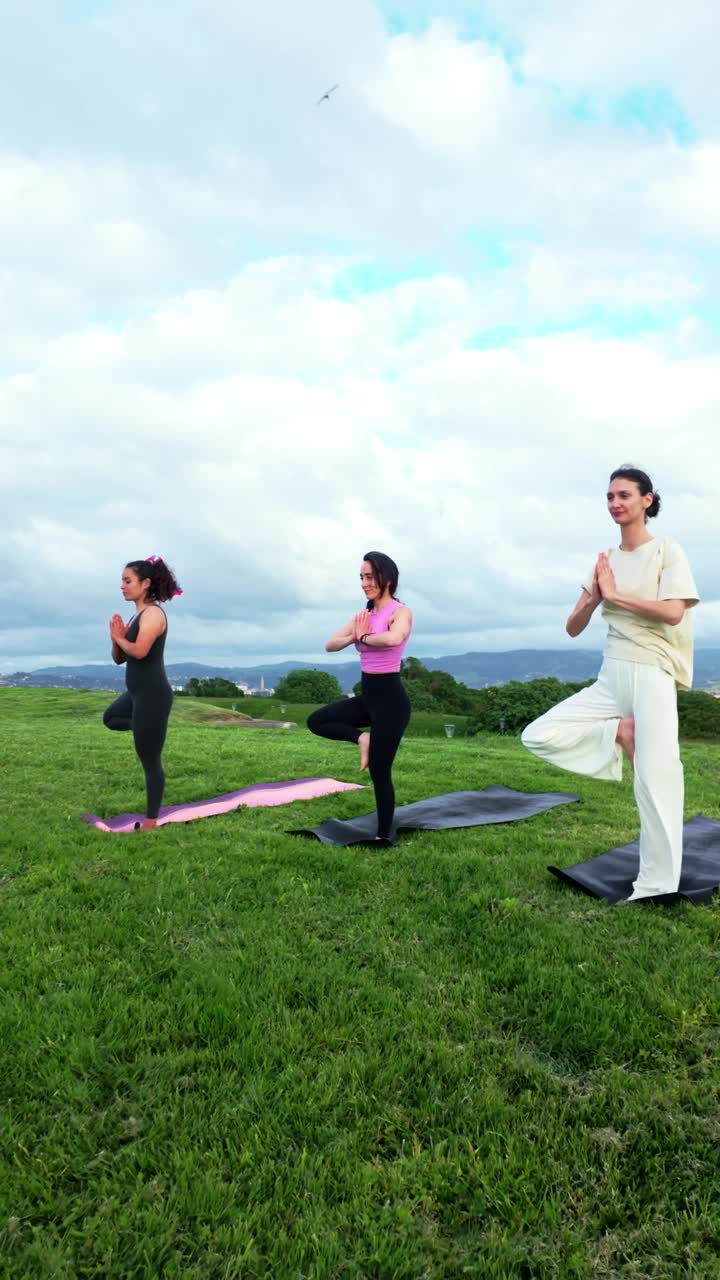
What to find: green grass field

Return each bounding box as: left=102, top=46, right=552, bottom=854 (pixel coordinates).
left=195, top=696, right=472, bottom=739
left=1, top=688, right=719, bottom=1279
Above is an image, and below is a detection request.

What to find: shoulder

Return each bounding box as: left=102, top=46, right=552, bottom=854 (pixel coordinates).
left=390, top=604, right=412, bottom=623
left=139, top=604, right=167, bottom=630
left=661, top=537, right=689, bottom=562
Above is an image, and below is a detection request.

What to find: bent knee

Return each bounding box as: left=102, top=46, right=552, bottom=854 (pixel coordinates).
left=306, top=710, right=322, bottom=735
left=520, top=719, right=540, bottom=748
left=521, top=716, right=552, bottom=751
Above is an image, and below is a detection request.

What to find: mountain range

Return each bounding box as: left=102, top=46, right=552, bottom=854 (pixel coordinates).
left=4, top=649, right=720, bottom=692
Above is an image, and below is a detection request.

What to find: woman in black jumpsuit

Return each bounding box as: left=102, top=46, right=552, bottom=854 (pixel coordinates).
left=103, top=556, right=181, bottom=830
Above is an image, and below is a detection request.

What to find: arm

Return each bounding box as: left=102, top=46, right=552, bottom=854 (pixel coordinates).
left=566, top=565, right=603, bottom=638
left=597, top=553, right=686, bottom=626
left=109, top=614, right=128, bottom=664
left=110, top=606, right=166, bottom=659
left=609, top=595, right=686, bottom=625
left=360, top=606, right=412, bottom=649
left=111, top=640, right=127, bottom=665
left=566, top=590, right=602, bottom=638
left=325, top=619, right=357, bottom=653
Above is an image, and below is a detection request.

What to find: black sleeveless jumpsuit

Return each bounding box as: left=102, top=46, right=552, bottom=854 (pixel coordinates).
left=103, top=609, right=173, bottom=818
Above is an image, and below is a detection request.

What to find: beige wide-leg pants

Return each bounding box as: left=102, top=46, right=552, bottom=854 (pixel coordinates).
left=521, top=658, right=683, bottom=899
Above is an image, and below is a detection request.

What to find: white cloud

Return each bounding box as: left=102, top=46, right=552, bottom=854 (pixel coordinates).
left=650, top=144, right=720, bottom=242
left=1, top=255, right=718, bottom=672
left=481, top=0, right=719, bottom=123
left=365, top=18, right=515, bottom=152
left=1, top=1, right=720, bottom=672
left=525, top=248, right=701, bottom=315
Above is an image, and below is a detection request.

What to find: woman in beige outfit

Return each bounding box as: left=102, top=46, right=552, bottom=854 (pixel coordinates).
left=522, top=466, right=699, bottom=901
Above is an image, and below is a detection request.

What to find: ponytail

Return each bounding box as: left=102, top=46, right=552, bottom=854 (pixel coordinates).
left=125, top=556, right=183, bottom=603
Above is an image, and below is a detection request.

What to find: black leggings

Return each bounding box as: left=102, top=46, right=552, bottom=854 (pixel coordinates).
left=103, top=690, right=172, bottom=819
left=307, top=673, right=411, bottom=838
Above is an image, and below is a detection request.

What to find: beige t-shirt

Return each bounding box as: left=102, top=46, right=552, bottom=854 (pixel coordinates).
left=581, top=538, right=699, bottom=690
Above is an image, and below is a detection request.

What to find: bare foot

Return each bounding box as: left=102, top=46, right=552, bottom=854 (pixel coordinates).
left=138, top=818, right=158, bottom=832
left=358, top=732, right=370, bottom=772
left=616, top=716, right=635, bottom=766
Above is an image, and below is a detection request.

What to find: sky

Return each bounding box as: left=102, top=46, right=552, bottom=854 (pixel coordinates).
left=2, top=0, right=720, bottom=672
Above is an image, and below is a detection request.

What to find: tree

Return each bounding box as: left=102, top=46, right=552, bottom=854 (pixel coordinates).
left=275, top=669, right=343, bottom=703
left=466, top=678, right=720, bottom=739
left=466, top=678, right=590, bottom=735
left=677, top=690, right=720, bottom=739
left=354, top=657, right=480, bottom=713
left=400, top=657, right=478, bottom=713
left=184, top=677, right=244, bottom=698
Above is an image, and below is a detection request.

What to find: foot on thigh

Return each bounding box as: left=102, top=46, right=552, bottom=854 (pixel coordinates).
left=358, top=732, right=370, bottom=772
left=615, top=716, right=635, bottom=766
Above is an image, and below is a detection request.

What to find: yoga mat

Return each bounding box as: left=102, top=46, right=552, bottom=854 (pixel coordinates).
left=289, top=785, right=580, bottom=847
left=83, top=777, right=365, bottom=833
left=548, top=815, right=720, bottom=905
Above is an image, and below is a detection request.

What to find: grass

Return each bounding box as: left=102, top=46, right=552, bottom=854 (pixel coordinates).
left=1, top=687, right=719, bottom=1278
left=192, top=696, right=471, bottom=738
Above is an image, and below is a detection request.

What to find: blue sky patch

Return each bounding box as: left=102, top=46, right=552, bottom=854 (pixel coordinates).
left=468, top=306, right=683, bottom=349
left=333, top=258, right=442, bottom=299
left=60, top=0, right=112, bottom=21
left=612, top=87, right=695, bottom=144
left=380, top=3, right=510, bottom=52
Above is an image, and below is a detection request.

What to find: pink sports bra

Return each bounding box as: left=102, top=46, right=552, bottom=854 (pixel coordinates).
left=355, top=599, right=411, bottom=673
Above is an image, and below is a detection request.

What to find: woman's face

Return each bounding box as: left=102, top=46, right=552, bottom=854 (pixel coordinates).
left=607, top=478, right=652, bottom=526
left=360, top=560, right=382, bottom=605
left=121, top=567, right=150, bottom=604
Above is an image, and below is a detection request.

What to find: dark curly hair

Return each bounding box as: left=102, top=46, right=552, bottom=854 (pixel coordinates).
left=609, top=466, right=661, bottom=521
left=125, top=556, right=182, bottom=603
left=362, top=551, right=400, bottom=609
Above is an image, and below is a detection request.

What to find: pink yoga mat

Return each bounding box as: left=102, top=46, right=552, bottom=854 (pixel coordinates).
left=82, top=777, right=365, bottom=833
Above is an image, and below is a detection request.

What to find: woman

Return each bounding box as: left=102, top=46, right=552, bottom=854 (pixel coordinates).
left=307, top=551, right=412, bottom=842
left=103, top=556, right=182, bottom=831
left=521, top=466, right=699, bottom=901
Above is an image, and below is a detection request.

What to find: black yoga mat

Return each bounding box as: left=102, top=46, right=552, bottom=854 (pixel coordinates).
left=288, top=785, right=580, bottom=847
left=548, top=815, right=720, bottom=906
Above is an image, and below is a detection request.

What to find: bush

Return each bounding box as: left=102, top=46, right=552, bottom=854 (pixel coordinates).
left=678, top=690, right=720, bottom=739
left=466, top=678, right=590, bottom=736
left=403, top=680, right=446, bottom=711
left=275, top=669, right=343, bottom=704
left=465, top=678, right=720, bottom=740
left=400, top=656, right=478, bottom=714
left=352, top=657, right=478, bottom=713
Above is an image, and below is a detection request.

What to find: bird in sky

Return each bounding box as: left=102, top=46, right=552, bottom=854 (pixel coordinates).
left=317, top=84, right=339, bottom=105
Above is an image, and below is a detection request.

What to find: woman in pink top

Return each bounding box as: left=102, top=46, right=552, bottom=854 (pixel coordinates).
left=307, top=551, right=413, bottom=841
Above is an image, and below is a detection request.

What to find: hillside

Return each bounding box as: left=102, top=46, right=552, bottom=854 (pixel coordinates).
left=4, top=648, right=720, bottom=693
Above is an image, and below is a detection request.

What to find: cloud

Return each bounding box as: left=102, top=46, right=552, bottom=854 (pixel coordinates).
left=1, top=1, right=719, bottom=673
left=650, top=144, right=720, bottom=242
left=479, top=0, right=718, bottom=119
left=365, top=18, right=515, bottom=152
left=2, top=254, right=718, bottom=671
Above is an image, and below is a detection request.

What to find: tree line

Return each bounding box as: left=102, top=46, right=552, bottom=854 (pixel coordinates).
left=179, top=663, right=720, bottom=740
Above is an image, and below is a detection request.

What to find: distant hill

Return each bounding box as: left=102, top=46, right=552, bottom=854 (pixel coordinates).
left=4, top=649, right=720, bottom=693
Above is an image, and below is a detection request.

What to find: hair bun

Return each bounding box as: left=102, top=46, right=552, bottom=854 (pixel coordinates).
left=647, top=490, right=661, bottom=519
